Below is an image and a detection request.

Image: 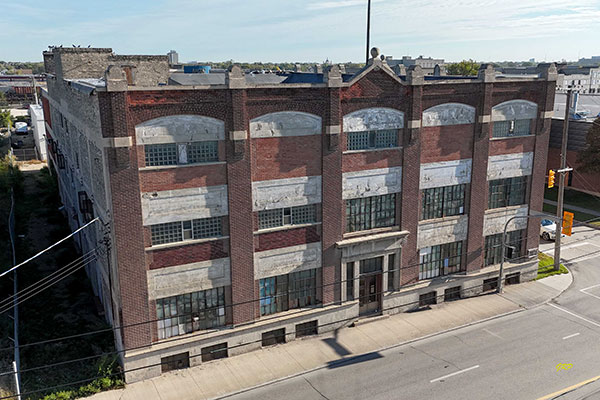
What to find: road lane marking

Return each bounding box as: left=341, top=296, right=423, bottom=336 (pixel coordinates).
left=562, top=333, right=580, bottom=340
left=560, top=242, right=591, bottom=250
left=581, top=283, right=600, bottom=292
left=430, top=365, right=479, bottom=383
left=548, top=303, right=600, bottom=328
left=581, top=287, right=600, bottom=301
left=537, top=374, right=600, bottom=400
left=482, top=328, right=503, bottom=340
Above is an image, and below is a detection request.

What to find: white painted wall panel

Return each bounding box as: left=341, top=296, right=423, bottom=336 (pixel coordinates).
left=249, top=112, right=322, bottom=138
left=254, top=242, right=322, bottom=279
left=342, top=167, right=402, bottom=199
left=483, top=205, right=529, bottom=236
left=417, top=215, right=469, bottom=248
left=252, top=176, right=321, bottom=211
left=141, top=185, right=228, bottom=225
left=487, top=152, right=533, bottom=181
left=491, top=100, right=538, bottom=121
left=135, top=115, right=225, bottom=145
left=343, top=108, right=404, bottom=132
left=147, top=257, right=231, bottom=300
left=420, top=159, right=472, bottom=189
left=422, top=103, right=475, bottom=127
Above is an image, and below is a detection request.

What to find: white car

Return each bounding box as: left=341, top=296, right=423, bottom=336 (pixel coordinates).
left=540, top=219, right=566, bottom=241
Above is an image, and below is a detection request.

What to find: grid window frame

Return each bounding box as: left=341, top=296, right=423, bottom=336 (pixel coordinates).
left=346, top=129, right=398, bottom=151
left=484, top=229, right=526, bottom=266
left=145, top=141, right=219, bottom=167
left=421, top=184, right=466, bottom=221
left=488, top=176, right=528, bottom=209
left=259, top=269, right=318, bottom=316
left=150, top=217, right=223, bottom=246
left=258, top=204, right=317, bottom=230
left=156, top=286, right=227, bottom=340
left=345, top=194, right=396, bottom=233
left=419, top=241, right=464, bottom=280
left=492, top=119, right=532, bottom=138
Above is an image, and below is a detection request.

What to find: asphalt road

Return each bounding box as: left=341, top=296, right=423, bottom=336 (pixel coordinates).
left=228, top=227, right=600, bottom=400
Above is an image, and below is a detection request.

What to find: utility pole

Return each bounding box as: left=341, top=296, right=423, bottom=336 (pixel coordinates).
left=365, top=0, right=371, bottom=65
left=8, top=185, right=21, bottom=399
left=554, top=89, right=572, bottom=271
left=31, top=74, right=38, bottom=105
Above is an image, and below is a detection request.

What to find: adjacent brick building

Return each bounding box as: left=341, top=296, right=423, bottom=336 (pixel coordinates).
left=41, top=47, right=557, bottom=382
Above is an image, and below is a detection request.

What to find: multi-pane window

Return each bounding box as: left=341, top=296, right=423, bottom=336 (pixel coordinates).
left=347, top=129, right=398, bottom=151
left=387, top=253, right=396, bottom=291
left=346, top=194, right=396, bottom=233
left=419, top=241, right=464, bottom=280
left=151, top=217, right=222, bottom=246
left=421, top=184, right=466, bottom=220
left=145, top=141, right=218, bottom=167
left=484, top=229, right=525, bottom=266
left=156, top=287, right=227, bottom=340
left=259, top=269, right=318, bottom=316
left=492, top=119, right=532, bottom=138
left=488, top=176, right=528, bottom=209
left=258, top=204, right=317, bottom=230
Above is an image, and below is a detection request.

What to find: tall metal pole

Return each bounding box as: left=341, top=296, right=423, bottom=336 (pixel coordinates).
left=9, top=188, right=21, bottom=400
left=554, top=89, right=571, bottom=271
left=365, top=0, right=371, bottom=65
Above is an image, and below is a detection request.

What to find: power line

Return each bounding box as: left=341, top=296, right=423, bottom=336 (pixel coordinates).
left=0, top=217, right=100, bottom=279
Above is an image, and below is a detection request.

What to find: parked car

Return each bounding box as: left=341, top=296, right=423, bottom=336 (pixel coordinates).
left=15, top=122, right=28, bottom=135
left=540, top=219, right=566, bottom=241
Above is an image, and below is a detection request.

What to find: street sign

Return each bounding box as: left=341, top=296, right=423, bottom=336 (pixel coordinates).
left=562, top=211, right=574, bottom=236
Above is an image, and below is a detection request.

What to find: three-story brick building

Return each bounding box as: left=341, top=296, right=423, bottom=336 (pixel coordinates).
left=41, top=47, right=557, bottom=382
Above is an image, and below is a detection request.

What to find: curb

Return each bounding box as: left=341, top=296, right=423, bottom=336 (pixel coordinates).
left=213, top=305, right=526, bottom=399
left=215, top=277, right=575, bottom=400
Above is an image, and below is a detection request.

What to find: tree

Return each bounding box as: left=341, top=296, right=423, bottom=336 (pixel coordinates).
left=0, top=109, right=12, bottom=129
left=577, top=117, right=600, bottom=173
left=0, top=91, right=7, bottom=107
left=446, top=59, right=480, bottom=76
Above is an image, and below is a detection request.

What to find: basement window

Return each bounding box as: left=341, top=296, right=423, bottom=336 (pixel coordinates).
left=161, top=352, right=190, bottom=373
left=262, top=328, right=286, bottom=346
left=201, top=343, right=228, bottom=362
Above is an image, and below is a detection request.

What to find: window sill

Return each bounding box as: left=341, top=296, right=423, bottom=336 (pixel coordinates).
left=419, top=214, right=466, bottom=225
left=139, top=161, right=226, bottom=171
left=343, top=146, right=402, bottom=155
left=489, top=135, right=533, bottom=141
left=254, top=222, right=321, bottom=235
left=343, top=226, right=398, bottom=239
left=145, top=235, right=229, bottom=251
left=485, top=204, right=529, bottom=214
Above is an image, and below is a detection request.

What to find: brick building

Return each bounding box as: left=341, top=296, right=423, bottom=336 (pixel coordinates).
left=41, top=47, right=557, bottom=382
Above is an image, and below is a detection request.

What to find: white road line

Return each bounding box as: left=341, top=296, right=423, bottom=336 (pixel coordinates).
left=548, top=303, right=600, bottom=329
left=580, top=288, right=600, bottom=301
left=581, top=283, right=600, bottom=292
left=430, top=365, right=480, bottom=383
left=562, top=333, right=580, bottom=340
left=482, top=328, right=503, bottom=340
left=560, top=242, right=590, bottom=250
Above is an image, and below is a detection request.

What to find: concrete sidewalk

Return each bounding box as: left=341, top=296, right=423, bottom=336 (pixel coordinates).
left=90, top=275, right=571, bottom=400
left=544, top=199, right=600, bottom=217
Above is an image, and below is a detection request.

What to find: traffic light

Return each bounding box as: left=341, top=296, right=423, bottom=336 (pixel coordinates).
left=562, top=211, right=574, bottom=236
left=548, top=169, right=555, bottom=188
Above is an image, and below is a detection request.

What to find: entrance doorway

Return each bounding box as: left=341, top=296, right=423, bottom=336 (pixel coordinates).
left=358, top=257, right=383, bottom=316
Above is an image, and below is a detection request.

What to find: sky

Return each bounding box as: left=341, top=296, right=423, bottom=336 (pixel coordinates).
left=2, top=0, right=600, bottom=63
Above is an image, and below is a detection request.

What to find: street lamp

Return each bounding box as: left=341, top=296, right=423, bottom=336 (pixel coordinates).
left=497, top=211, right=561, bottom=294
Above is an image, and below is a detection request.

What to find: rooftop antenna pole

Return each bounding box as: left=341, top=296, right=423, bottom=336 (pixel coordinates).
left=366, top=0, right=371, bottom=64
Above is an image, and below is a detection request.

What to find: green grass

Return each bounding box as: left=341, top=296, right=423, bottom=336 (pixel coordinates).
left=542, top=203, right=600, bottom=226
left=536, top=252, right=569, bottom=280
left=545, top=187, right=600, bottom=213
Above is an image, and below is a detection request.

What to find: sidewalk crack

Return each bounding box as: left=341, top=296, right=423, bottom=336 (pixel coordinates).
left=304, top=377, right=330, bottom=400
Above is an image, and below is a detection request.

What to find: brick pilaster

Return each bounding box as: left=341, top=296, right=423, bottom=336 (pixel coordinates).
left=226, top=89, right=256, bottom=324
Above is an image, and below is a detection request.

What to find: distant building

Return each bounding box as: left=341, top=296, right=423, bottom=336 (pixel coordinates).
left=555, top=66, right=600, bottom=94
left=577, top=56, right=600, bottom=67
left=167, top=50, right=179, bottom=65
left=385, top=55, right=445, bottom=75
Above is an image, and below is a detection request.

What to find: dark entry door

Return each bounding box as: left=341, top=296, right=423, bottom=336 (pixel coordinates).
left=359, top=273, right=382, bottom=315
